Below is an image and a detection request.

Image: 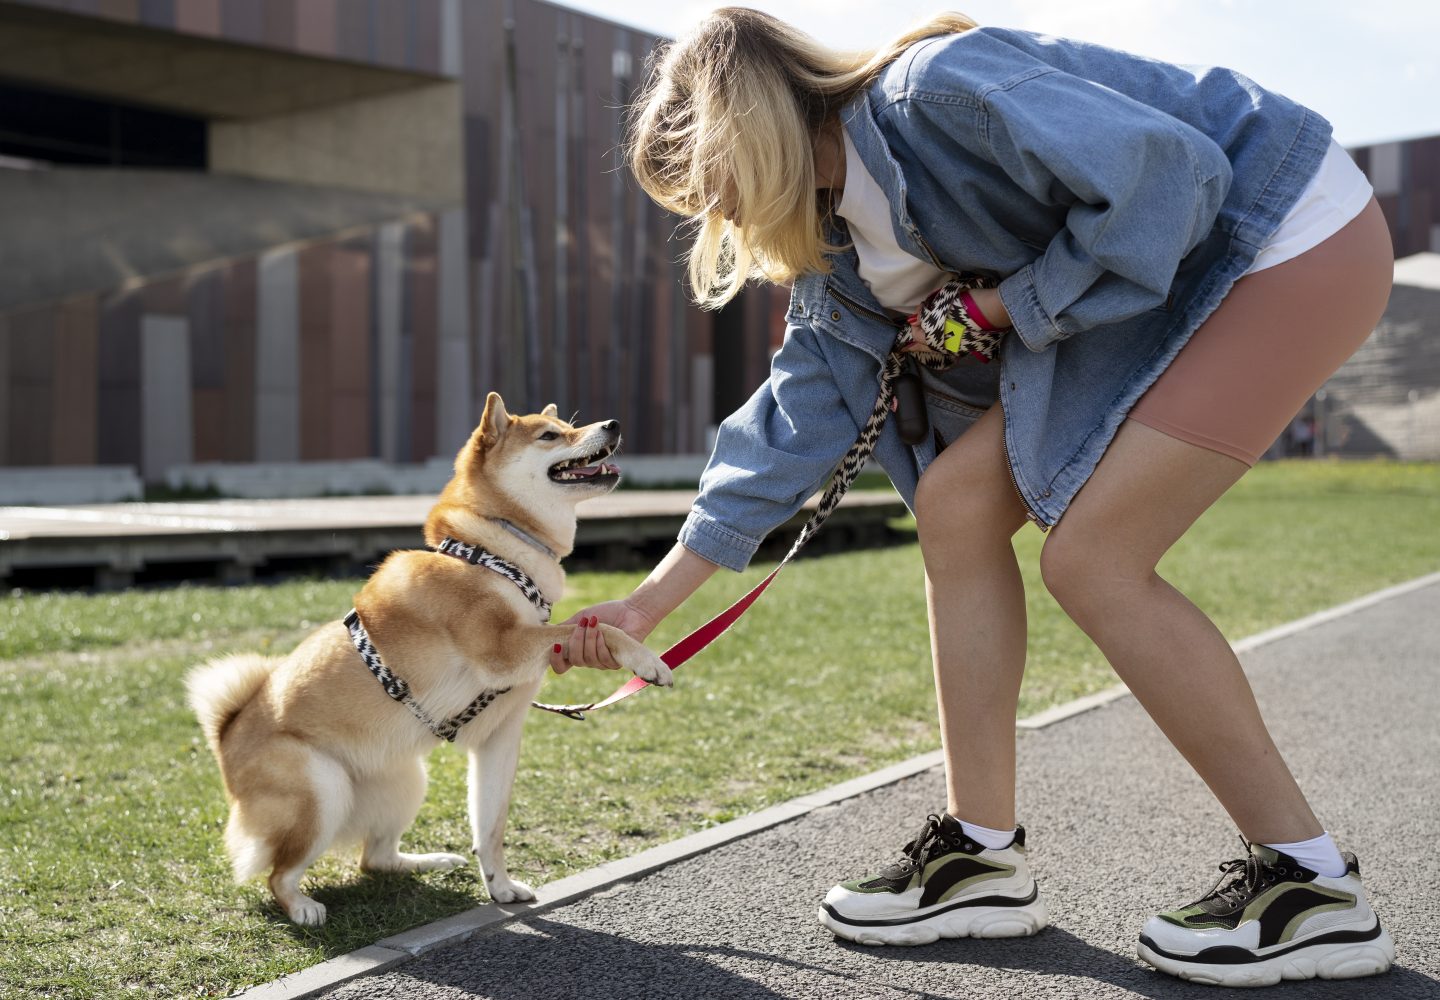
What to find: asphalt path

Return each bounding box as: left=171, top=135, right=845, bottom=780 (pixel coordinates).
left=321, top=581, right=1440, bottom=1000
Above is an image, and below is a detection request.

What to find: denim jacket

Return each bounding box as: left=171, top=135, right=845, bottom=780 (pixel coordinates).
left=679, top=27, right=1332, bottom=571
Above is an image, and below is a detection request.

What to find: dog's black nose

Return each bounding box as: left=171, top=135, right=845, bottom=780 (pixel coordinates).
left=601, top=420, right=620, bottom=433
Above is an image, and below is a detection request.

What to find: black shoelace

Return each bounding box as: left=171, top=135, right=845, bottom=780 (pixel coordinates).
left=1203, top=836, right=1289, bottom=908
left=879, top=814, right=956, bottom=878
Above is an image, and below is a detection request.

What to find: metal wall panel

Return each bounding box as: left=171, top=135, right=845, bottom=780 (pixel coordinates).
left=330, top=236, right=374, bottom=460
left=6, top=307, right=53, bottom=466
left=175, top=0, right=219, bottom=36
left=294, top=0, right=338, bottom=56
left=140, top=313, right=192, bottom=480
left=220, top=258, right=257, bottom=462
left=255, top=247, right=300, bottom=461
left=51, top=295, right=98, bottom=464
left=375, top=220, right=406, bottom=462
left=406, top=217, right=438, bottom=462
left=96, top=292, right=142, bottom=468
left=0, top=316, right=8, bottom=465
left=297, top=243, right=334, bottom=461
left=436, top=206, right=473, bottom=454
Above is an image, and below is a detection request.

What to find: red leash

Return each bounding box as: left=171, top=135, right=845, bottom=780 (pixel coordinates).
left=531, top=564, right=783, bottom=720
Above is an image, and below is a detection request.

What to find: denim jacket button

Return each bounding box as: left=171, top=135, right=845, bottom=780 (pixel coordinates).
left=830, top=309, right=842, bottom=321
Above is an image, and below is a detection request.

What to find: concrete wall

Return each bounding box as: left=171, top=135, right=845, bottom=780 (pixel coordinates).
left=209, top=82, right=463, bottom=202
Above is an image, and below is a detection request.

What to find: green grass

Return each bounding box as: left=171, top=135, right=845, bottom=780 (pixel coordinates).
left=1, top=460, right=1437, bottom=998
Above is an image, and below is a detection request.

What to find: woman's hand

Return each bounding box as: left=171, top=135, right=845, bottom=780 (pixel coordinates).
left=903, top=281, right=1013, bottom=362
left=546, top=543, right=719, bottom=676
left=548, top=599, right=659, bottom=674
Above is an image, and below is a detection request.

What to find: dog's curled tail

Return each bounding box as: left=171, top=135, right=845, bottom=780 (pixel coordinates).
left=185, top=653, right=275, bottom=754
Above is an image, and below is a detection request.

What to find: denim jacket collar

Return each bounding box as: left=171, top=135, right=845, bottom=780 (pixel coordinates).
left=792, top=231, right=900, bottom=365
left=793, top=94, right=946, bottom=367
left=839, top=93, right=945, bottom=270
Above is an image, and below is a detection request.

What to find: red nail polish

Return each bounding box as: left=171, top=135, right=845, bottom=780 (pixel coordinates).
left=553, top=643, right=562, bottom=653
left=589, top=615, right=599, bottom=627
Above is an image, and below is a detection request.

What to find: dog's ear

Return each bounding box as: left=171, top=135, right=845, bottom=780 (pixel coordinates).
left=478, top=392, right=511, bottom=448
left=541, top=403, right=559, bottom=419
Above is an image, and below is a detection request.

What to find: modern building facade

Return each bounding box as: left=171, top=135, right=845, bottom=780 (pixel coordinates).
left=2, top=2, right=1436, bottom=488
left=1313, top=135, right=1440, bottom=461
left=0, top=0, right=782, bottom=483
left=1350, top=132, right=1440, bottom=259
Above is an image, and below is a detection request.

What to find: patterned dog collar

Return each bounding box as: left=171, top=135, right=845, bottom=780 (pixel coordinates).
left=434, top=536, right=552, bottom=622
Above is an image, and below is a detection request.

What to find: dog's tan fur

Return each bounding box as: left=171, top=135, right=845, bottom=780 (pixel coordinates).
left=186, top=393, right=672, bottom=926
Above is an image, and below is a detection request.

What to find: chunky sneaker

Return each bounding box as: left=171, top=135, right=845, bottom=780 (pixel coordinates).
left=818, top=813, right=1047, bottom=946
left=1137, top=839, right=1394, bottom=987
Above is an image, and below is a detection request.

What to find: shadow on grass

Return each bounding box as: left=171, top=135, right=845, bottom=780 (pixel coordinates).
left=257, top=869, right=484, bottom=953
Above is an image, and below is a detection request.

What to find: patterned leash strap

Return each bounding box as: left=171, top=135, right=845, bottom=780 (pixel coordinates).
left=531, top=275, right=994, bottom=721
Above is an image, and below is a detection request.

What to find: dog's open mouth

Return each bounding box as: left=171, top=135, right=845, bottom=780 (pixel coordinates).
left=549, top=443, right=620, bottom=484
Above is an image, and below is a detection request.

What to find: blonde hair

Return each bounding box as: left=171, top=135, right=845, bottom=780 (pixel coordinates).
left=626, top=7, right=979, bottom=309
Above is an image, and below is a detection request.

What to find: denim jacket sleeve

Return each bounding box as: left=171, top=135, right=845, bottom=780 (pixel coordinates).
left=679, top=322, right=863, bottom=571
left=899, top=55, right=1233, bottom=352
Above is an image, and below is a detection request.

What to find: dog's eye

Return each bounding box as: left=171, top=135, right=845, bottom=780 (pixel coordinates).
left=539, top=431, right=560, bottom=441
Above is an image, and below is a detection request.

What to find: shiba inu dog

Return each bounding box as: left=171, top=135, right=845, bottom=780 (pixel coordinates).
left=186, top=393, right=673, bottom=926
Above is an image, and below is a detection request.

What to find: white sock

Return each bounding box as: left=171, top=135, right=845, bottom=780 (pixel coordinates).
left=953, top=817, right=1016, bottom=851
left=1262, top=831, right=1347, bottom=878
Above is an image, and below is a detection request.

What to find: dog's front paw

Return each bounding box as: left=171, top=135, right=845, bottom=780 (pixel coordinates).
left=613, top=642, right=674, bottom=688
left=286, top=896, right=327, bottom=927
left=487, top=876, right=536, bottom=903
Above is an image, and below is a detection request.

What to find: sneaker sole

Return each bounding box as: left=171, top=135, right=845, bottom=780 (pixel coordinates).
left=1137, top=921, right=1395, bottom=988
left=819, top=891, right=1048, bottom=947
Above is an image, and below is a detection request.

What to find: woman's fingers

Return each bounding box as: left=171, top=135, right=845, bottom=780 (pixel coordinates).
left=593, top=622, right=619, bottom=670
left=547, top=609, right=629, bottom=673
left=581, top=615, right=620, bottom=670
left=899, top=319, right=929, bottom=352
left=548, top=640, right=570, bottom=674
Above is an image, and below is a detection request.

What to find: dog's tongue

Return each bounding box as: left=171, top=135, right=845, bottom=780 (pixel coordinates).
left=568, top=462, right=619, bottom=478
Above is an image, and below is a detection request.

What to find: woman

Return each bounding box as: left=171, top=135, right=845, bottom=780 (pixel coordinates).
left=552, top=8, right=1395, bottom=986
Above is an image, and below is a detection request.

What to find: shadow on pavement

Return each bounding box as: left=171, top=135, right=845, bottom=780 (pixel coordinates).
left=832, top=928, right=1439, bottom=999
left=387, top=917, right=1438, bottom=1000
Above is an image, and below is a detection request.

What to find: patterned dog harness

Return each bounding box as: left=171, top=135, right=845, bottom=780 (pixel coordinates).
left=343, top=536, right=553, bottom=741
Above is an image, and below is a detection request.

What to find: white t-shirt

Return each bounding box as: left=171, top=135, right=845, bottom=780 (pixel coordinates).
left=834, top=129, right=946, bottom=315
left=1242, top=138, right=1374, bottom=274
left=833, top=132, right=1375, bottom=314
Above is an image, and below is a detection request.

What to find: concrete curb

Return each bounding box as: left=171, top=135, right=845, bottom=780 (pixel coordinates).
left=232, top=570, right=1440, bottom=999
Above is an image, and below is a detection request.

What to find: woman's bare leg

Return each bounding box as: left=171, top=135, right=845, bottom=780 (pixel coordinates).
left=1039, top=418, right=1321, bottom=843
left=914, top=403, right=1030, bottom=829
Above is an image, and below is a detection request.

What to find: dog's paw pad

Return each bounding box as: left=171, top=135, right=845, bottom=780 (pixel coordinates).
left=288, top=898, right=327, bottom=926
left=489, top=878, right=537, bottom=903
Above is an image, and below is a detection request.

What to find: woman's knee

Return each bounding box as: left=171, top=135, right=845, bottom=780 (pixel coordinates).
left=1039, top=524, right=1155, bottom=617
left=914, top=451, right=1025, bottom=551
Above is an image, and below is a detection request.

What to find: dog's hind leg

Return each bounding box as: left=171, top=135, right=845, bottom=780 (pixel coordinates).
left=467, top=700, right=536, bottom=903
left=357, top=757, right=467, bottom=874
left=262, top=748, right=352, bottom=926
